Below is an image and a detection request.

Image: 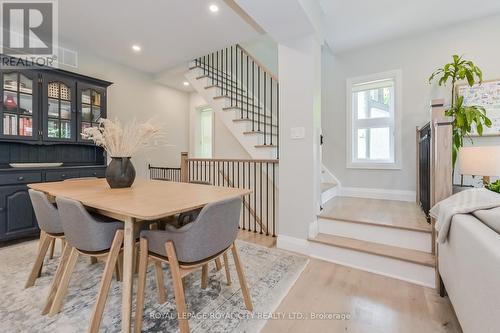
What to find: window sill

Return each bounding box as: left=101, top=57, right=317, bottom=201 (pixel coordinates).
left=347, top=162, right=401, bottom=170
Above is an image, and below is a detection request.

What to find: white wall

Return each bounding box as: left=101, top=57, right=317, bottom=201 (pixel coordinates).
left=322, top=14, right=500, bottom=192
left=188, top=93, right=250, bottom=159
left=240, top=34, right=278, bottom=77
left=59, top=51, right=190, bottom=179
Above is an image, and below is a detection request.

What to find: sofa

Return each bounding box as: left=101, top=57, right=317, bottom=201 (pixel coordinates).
left=438, top=208, right=500, bottom=333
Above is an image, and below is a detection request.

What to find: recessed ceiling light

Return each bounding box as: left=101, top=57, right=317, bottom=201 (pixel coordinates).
left=132, top=45, right=141, bottom=52
left=183, top=81, right=190, bottom=86
left=209, top=4, right=219, bottom=13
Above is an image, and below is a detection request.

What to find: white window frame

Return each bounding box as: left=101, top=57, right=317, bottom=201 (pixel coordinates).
left=195, top=106, right=214, bottom=158
left=346, top=70, right=402, bottom=170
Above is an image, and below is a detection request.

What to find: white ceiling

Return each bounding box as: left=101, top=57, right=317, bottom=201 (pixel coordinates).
left=319, top=0, right=500, bottom=52
left=59, top=0, right=260, bottom=74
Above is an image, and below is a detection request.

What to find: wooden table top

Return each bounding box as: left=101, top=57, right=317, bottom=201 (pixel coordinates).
left=28, top=179, right=251, bottom=221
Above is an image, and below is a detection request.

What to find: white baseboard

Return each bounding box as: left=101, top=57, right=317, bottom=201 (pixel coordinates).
left=340, top=186, right=416, bottom=202
left=276, top=235, right=310, bottom=256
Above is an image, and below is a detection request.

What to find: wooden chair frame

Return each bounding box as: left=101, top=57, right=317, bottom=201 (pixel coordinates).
left=134, top=239, right=252, bottom=333
left=42, top=230, right=125, bottom=333
left=25, top=231, right=66, bottom=288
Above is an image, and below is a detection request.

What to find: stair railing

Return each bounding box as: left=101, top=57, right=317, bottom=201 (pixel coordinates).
left=193, top=44, right=279, bottom=158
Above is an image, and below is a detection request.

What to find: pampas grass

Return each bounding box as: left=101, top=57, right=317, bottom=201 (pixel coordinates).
left=82, top=118, right=161, bottom=157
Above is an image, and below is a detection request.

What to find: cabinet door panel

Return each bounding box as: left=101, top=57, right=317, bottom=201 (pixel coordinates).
left=0, top=185, right=38, bottom=241
left=41, top=73, right=76, bottom=142
left=0, top=70, right=39, bottom=141
left=77, top=82, right=106, bottom=142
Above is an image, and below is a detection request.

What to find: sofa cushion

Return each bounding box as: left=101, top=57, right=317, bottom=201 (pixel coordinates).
left=473, top=207, right=500, bottom=234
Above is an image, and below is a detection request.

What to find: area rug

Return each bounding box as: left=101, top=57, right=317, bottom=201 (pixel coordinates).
left=0, top=239, right=308, bottom=332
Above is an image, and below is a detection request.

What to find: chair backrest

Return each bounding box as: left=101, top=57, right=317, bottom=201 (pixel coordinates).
left=28, top=189, right=64, bottom=234
left=173, top=197, right=242, bottom=262
left=56, top=197, right=122, bottom=252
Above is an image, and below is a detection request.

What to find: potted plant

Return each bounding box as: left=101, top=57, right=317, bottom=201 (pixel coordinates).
left=428, top=55, right=492, bottom=166
left=83, top=118, right=161, bottom=188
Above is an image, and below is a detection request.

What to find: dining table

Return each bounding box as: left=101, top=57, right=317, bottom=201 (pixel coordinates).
left=28, top=178, right=251, bottom=332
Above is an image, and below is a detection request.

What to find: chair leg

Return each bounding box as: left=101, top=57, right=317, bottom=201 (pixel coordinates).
left=134, top=238, right=149, bottom=333
left=201, top=264, right=208, bottom=289
left=231, top=243, right=253, bottom=311
left=25, top=232, right=52, bottom=288
left=214, top=258, right=222, bottom=271
left=154, top=260, right=167, bottom=303
left=88, top=230, right=124, bottom=333
left=48, top=247, right=79, bottom=316
left=166, top=241, right=189, bottom=333
left=42, top=243, right=72, bottom=315
left=115, top=252, right=123, bottom=282
left=223, top=253, right=231, bottom=286
left=134, top=244, right=140, bottom=274
left=48, top=238, right=56, bottom=259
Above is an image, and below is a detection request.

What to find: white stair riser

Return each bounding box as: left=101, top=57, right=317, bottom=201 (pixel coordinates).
left=321, top=186, right=338, bottom=205
left=309, top=241, right=435, bottom=288
left=318, top=218, right=432, bottom=252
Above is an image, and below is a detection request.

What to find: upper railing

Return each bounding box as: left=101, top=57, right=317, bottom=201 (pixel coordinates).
left=150, top=153, right=279, bottom=237
left=193, top=44, right=279, bottom=158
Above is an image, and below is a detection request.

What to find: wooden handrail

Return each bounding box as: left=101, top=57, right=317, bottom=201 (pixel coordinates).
left=236, top=44, right=279, bottom=82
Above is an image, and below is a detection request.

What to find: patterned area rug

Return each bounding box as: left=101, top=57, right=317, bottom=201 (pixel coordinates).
left=0, top=239, right=307, bottom=332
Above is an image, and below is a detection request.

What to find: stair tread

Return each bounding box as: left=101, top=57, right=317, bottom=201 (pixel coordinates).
left=310, top=233, right=435, bottom=267
left=226, top=109, right=273, bottom=119
left=255, top=144, right=277, bottom=148
left=243, top=131, right=277, bottom=136
left=318, top=197, right=431, bottom=233
left=233, top=118, right=278, bottom=127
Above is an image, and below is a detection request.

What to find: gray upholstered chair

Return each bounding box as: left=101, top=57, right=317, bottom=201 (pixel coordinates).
left=25, top=189, right=66, bottom=288
left=134, top=197, right=252, bottom=333
left=44, top=197, right=124, bottom=333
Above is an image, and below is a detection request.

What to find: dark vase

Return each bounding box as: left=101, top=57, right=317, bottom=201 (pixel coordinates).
left=106, top=157, right=136, bottom=188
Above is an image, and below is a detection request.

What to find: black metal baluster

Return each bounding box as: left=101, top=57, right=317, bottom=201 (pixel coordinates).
left=248, top=161, right=251, bottom=231
left=258, top=69, right=261, bottom=131
left=272, top=162, right=276, bottom=236
left=230, top=46, right=234, bottom=106
left=264, top=72, right=267, bottom=145
left=253, top=162, right=256, bottom=232
left=266, top=162, right=269, bottom=235
left=270, top=79, right=273, bottom=146
left=246, top=54, right=249, bottom=119
left=242, top=161, right=245, bottom=230
left=240, top=47, right=243, bottom=118
left=276, top=83, right=279, bottom=159
left=252, top=61, right=255, bottom=131
left=259, top=162, right=263, bottom=234
left=235, top=46, right=238, bottom=108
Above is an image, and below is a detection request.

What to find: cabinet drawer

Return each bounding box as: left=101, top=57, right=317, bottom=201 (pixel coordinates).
left=79, top=168, right=106, bottom=178
left=0, top=172, right=42, bottom=185
left=45, top=170, right=80, bottom=182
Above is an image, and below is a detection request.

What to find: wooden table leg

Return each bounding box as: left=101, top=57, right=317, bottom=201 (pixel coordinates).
left=121, top=217, right=136, bottom=333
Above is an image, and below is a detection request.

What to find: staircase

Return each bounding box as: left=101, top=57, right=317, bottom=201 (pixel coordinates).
left=185, top=44, right=279, bottom=159
left=311, top=196, right=435, bottom=288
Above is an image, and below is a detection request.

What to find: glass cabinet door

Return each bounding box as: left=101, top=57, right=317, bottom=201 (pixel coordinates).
left=77, top=83, right=106, bottom=142
left=42, top=74, right=76, bottom=141
left=0, top=71, right=39, bottom=140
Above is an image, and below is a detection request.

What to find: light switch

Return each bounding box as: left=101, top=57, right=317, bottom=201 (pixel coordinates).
left=291, top=127, right=305, bottom=139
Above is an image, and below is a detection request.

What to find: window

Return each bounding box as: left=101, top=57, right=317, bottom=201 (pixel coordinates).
left=197, top=107, right=213, bottom=158
left=347, top=70, right=401, bottom=169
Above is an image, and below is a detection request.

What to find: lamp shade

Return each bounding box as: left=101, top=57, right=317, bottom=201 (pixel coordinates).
left=458, top=146, right=500, bottom=176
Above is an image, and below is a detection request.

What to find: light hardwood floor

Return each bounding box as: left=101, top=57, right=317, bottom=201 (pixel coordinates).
left=237, top=230, right=461, bottom=333
left=319, top=197, right=431, bottom=232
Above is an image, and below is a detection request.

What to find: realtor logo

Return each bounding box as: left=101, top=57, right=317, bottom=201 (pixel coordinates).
left=1, top=0, right=58, bottom=67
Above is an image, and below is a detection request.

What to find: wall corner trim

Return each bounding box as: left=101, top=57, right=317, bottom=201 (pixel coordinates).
left=340, top=186, right=416, bottom=202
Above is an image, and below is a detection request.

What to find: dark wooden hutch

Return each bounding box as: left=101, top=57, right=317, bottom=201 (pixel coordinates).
left=0, top=56, right=112, bottom=243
